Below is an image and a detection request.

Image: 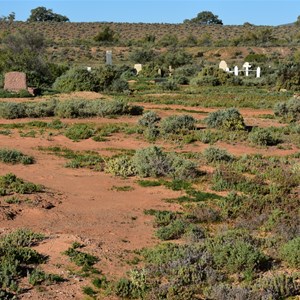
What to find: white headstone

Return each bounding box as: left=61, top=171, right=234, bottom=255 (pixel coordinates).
left=106, top=50, right=112, bottom=65
left=225, top=67, right=230, bottom=72
left=158, top=68, right=162, bottom=76
left=134, top=64, right=142, bottom=74
left=219, top=60, right=228, bottom=71
left=87, top=67, right=92, bottom=72
left=243, top=62, right=251, bottom=76
left=234, top=66, right=239, bottom=76
left=169, top=65, right=174, bottom=76
left=256, top=67, right=261, bottom=78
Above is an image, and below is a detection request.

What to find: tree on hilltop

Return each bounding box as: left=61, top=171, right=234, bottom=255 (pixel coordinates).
left=184, top=11, right=223, bottom=25
left=27, top=6, right=69, bottom=22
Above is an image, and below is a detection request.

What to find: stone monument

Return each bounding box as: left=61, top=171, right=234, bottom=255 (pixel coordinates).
left=134, top=64, right=142, bottom=74
left=106, top=50, right=112, bottom=65
left=219, top=60, right=228, bottom=71
left=4, top=72, right=27, bottom=92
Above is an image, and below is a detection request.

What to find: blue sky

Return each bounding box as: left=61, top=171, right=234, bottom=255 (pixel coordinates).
left=1, top=0, right=299, bottom=25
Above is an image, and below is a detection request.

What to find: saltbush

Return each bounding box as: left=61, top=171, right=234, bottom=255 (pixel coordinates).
left=138, top=111, right=161, bottom=127
left=133, top=146, right=197, bottom=180
left=203, top=147, right=234, bottom=164
left=105, top=155, right=136, bottom=177
left=0, top=149, right=34, bottom=165
left=206, top=230, right=268, bottom=274
left=280, top=237, right=300, bottom=268
left=133, top=146, right=170, bottom=178
left=205, top=108, right=246, bottom=131
left=65, top=124, right=95, bottom=141
left=160, top=114, right=196, bottom=135
left=274, top=97, right=300, bottom=122
left=53, top=68, right=99, bottom=92
left=0, top=102, right=26, bottom=119
left=248, top=127, right=281, bottom=146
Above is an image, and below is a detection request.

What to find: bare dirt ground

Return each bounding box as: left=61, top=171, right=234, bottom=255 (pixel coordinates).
left=0, top=97, right=299, bottom=299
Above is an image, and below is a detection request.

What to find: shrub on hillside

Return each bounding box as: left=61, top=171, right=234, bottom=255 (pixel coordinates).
left=105, top=155, right=136, bottom=177
left=274, top=97, right=300, bottom=122
left=0, top=102, right=26, bottom=119
left=65, top=124, right=95, bottom=141
left=160, top=115, right=196, bottom=135
left=138, top=111, right=161, bottom=127
left=24, top=99, right=57, bottom=118
left=248, top=127, right=281, bottom=146
left=280, top=237, right=300, bottom=268
left=203, top=147, right=234, bottom=164
left=205, top=108, right=246, bottom=131
left=132, top=146, right=197, bottom=180
left=53, top=68, right=99, bottom=92
left=0, top=149, right=34, bottom=165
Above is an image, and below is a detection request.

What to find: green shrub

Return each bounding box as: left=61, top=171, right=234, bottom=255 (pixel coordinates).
left=0, top=149, right=34, bottom=165
left=167, top=153, right=198, bottom=180
left=53, top=67, right=99, bottom=92
left=206, top=230, right=268, bottom=274
left=159, top=79, right=179, bottom=91
left=0, top=102, right=26, bottom=119
left=65, top=124, right=95, bottom=141
left=110, top=78, right=129, bottom=92
left=155, top=219, right=187, bottom=240
left=160, top=114, right=196, bottom=135
left=274, top=97, right=300, bottom=122
left=248, top=127, right=281, bottom=146
left=105, top=155, right=136, bottom=177
left=203, top=147, right=234, bottom=164
left=280, top=237, right=300, bottom=268
left=24, top=99, right=57, bottom=118
left=143, top=126, right=160, bottom=142
left=133, top=146, right=197, bottom=180
left=205, top=108, right=246, bottom=131
left=133, top=146, right=170, bottom=178
left=255, top=274, right=300, bottom=299
left=138, top=111, right=161, bottom=127
left=0, top=173, right=43, bottom=195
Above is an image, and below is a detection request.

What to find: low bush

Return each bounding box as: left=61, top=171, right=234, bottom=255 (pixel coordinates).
left=160, top=114, right=196, bottom=135
left=155, top=219, right=187, bottom=241
left=105, top=155, right=136, bottom=177
left=205, top=108, right=246, bottom=131
left=65, top=124, right=95, bottom=141
left=132, top=146, right=197, bottom=180
left=0, top=173, right=43, bottom=195
left=203, top=147, right=234, bottom=164
left=248, top=127, right=281, bottom=146
left=280, top=237, right=300, bottom=268
left=206, top=230, right=268, bottom=274
left=0, top=149, right=34, bottom=165
left=0, top=99, right=143, bottom=120
left=0, top=102, right=26, bottom=119
left=138, top=111, right=161, bottom=127
left=274, top=97, right=300, bottom=122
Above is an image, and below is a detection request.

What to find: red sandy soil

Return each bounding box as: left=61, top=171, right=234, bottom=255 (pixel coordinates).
left=0, top=98, right=298, bottom=299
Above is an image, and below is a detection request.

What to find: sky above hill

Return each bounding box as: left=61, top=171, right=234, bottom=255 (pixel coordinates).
left=1, top=0, right=299, bottom=26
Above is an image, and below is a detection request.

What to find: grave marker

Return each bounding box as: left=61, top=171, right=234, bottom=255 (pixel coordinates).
left=134, top=64, right=142, bottom=74
left=106, top=50, right=112, bottom=65
left=219, top=60, right=228, bottom=71
left=4, top=72, right=27, bottom=92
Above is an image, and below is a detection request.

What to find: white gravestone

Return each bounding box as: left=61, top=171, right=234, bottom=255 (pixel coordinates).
left=243, top=62, right=251, bottom=77
left=219, top=60, right=228, bottom=71
left=234, top=66, right=239, bottom=76
left=106, top=50, right=112, bottom=65
left=87, top=67, right=92, bottom=72
left=134, top=64, right=142, bottom=74
left=256, top=67, right=261, bottom=78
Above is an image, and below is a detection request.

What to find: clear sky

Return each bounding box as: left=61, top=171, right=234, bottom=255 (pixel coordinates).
left=1, top=0, right=299, bottom=26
